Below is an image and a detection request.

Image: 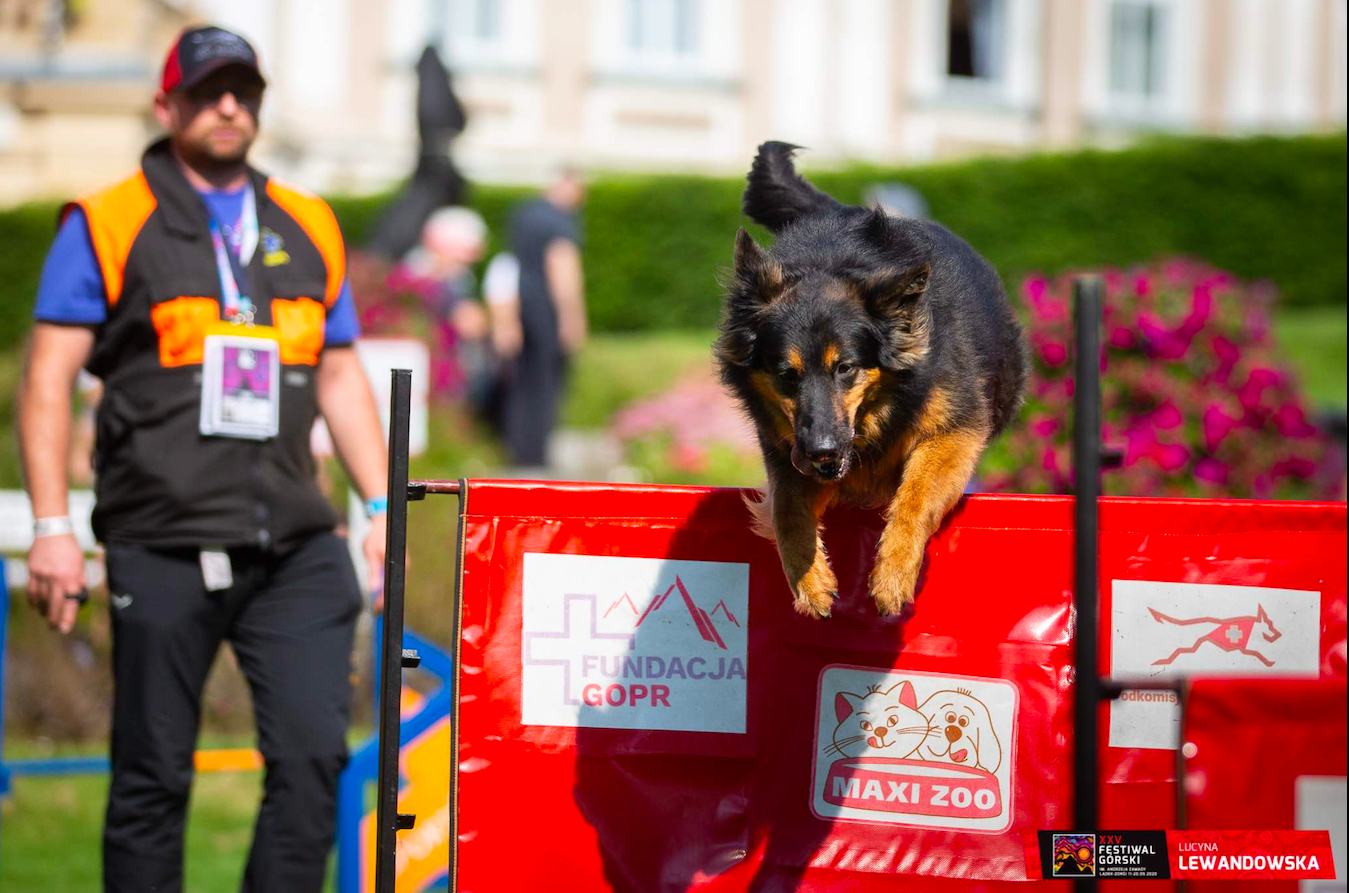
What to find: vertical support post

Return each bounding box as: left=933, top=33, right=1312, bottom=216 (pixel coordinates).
left=1, top=559, right=10, bottom=807
left=375, top=370, right=413, bottom=893
left=1072, top=277, right=1103, bottom=890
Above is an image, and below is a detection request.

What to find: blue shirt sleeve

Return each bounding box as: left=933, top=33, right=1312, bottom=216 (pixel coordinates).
left=324, top=278, right=361, bottom=346
left=33, top=208, right=108, bottom=325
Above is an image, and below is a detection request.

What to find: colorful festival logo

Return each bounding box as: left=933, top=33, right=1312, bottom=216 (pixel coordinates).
left=1052, top=834, right=1097, bottom=876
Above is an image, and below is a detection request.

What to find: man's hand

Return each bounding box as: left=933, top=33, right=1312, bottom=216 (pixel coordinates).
left=489, top=301, right=523, bottom=359
left=27, top=532, right=86, bottom=634
left=364, top=512, right=387, bottom=613
left=544, top=238, right=586, bottom=355
left=315, top=345, right=391, bottom=612
left=559, top=310, right=588, bottom=355
left=18, top=322, right=95, bottom=636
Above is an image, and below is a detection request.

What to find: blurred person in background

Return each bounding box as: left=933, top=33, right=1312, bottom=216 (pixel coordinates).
left=396, top=205, right=500, bottom=414
left=501, top=166, right=587, bottom=469
left=15, top=25, right=387, bottom=893
left=401, top=205, right=491, bottom=346
left=482, top=250, right=521, bottom=433
left=483, top=250, right=522, bottom=361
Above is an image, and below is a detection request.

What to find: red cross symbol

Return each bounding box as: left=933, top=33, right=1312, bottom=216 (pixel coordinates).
left=1225, top=625, right=1242, bottom=643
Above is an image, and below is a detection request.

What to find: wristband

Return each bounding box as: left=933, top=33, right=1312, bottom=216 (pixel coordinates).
left=33, top=516, right=74, bottom=538
left=364, top=495, right=388, bottom=519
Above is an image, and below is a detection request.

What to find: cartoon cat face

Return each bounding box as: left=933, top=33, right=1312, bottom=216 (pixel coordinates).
left=825, top=680, right=932, bottom=760
left=918, top=688, right=1002, bottom=774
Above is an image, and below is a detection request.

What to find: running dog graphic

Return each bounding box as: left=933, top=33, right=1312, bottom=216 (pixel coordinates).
left=1148, top=604, right=1282, bottom=668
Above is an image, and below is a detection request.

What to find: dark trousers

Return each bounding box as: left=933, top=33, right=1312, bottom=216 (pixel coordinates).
left=102, top=533, right=362, bottom=893
left=501, top=342, right=567, bottom=467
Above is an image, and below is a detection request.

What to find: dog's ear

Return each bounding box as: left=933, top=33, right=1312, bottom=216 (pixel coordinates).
left=716, top=229, right=784, bottom=368
left=860, top=205, right=897, bottom=249
left=862, top=262, right=932, bottom=371
left=975, top=705, right=1003, bottom=774
left=743, top=141, right=844, bottom=234
left=732, top=227, right=783, bottom=294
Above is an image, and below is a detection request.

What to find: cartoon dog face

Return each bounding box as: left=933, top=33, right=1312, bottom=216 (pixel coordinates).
left=918, top=688, right=1002, bottom=774
left=824, top=680, right=933, bottom=760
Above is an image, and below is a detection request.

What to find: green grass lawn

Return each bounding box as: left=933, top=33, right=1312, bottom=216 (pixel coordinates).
left=0, top=770, right=273, bottom=891
left=1274, top=306, right=1348, bottom=409
left=562, top=328, right=718, bottom=428
left=0, top=736, right=343, bottom=892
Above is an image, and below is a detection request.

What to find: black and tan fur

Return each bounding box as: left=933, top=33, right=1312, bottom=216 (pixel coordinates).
left=717, top=142, right=1026, bottom=618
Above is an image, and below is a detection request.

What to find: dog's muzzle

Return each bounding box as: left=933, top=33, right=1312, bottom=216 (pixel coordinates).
left=791, top=441, right=849, bottom=481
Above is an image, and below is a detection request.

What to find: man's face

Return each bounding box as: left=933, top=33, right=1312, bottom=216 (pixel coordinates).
left=155, top=65, right=264, bottom=166
left=550, top=173, right=585, bottom=210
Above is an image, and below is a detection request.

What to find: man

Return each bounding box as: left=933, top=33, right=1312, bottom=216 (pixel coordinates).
left=500, top=167, right=587, bottom=469
left=16, top=26, right=388, bottom=892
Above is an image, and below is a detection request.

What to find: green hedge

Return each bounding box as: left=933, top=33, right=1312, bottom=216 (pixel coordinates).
left=2, top=133, right=1343, bottom=348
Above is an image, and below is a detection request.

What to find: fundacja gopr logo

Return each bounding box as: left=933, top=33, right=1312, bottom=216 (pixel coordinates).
left=812, top=666, right=1018, bottom=832
left=520, top=553, right=750, bottom=734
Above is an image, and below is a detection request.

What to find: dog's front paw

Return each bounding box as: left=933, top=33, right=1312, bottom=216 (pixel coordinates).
left=789, top=556, right=837, bottom=619
left=869, top=544, right=922, bottom=615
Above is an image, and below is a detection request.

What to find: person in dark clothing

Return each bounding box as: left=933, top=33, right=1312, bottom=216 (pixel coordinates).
left=16, top=26, right=387, bottom=893
left=500, top=168, right=587, bottom=468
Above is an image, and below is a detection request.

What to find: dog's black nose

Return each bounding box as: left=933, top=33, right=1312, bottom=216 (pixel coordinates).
left=806, top=445, right=841, bottom=466
left=945, top=725, right=962, bottom=743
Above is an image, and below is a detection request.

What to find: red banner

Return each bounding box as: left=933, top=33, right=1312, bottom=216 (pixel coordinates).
left=1167, top=830, right=1336, bottom=880
left=1175, top=679, right=1347, bottom=892
left=453, top=482, right=1346, bottom=891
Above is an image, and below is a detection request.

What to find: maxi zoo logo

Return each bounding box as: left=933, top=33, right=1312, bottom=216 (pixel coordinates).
left=520, top=553, right=750, bottom=734
left=811, top=665, right=1019, bottom=832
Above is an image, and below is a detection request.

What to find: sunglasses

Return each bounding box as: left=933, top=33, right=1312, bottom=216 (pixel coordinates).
left=184, top=79, right=265, bottom=106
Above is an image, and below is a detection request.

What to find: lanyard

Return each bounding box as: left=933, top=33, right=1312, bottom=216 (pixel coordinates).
left=207, top=185, right=259, bottom=323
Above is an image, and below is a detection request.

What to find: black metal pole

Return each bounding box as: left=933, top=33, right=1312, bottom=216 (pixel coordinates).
left=1072, top=277, right=1103, bottom=888
left=375, top=369, right=414, bottom=893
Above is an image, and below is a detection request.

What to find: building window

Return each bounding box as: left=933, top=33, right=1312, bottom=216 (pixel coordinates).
left=626, top=0, right=699, bottom=58
left=1109, top=1, right=1166, bottom=100
left=947, top=0, right=1006, bottom=81
left=470, top=0, right=501, bottom=42
left=445, top=0, right=504, bottom=52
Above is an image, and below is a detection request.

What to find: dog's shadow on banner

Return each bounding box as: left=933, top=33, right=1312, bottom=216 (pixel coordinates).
left=571, top=491, right=913, bottom=893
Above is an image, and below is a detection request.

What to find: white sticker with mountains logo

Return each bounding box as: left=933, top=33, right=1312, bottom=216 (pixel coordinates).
left=1109, top=580, right=1321, bottom=749
left=810, top=665, right=1018, bottom=833
left=520, top=553, right=749, bottom=732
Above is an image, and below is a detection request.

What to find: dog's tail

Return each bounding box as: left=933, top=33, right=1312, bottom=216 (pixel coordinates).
left=743, top=141, right=844, bottom=234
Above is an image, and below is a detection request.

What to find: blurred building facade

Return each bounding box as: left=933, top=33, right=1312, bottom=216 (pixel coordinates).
left=1, top=0, right=1346, bottom=202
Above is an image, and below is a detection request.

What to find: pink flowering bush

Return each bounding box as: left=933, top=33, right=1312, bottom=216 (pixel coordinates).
left=347, top=251, right=465, bottom=400
left=981, top=259, right=1345, bottom=499
left=610, top=372, right=761, bottom=482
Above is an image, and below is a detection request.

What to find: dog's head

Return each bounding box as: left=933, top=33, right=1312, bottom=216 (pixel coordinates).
left=716, top=143, right=934, bottom=481
left=918, top=688, right=1003, bottom=775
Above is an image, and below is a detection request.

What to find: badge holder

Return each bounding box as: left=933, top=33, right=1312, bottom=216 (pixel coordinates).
left=199, top=331, right=281, bottom=440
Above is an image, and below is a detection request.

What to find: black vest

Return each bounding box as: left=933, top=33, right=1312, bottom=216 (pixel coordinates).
left=69, top=138, right=347, bottom=550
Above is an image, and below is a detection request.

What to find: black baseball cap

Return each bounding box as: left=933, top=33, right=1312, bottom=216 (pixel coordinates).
left=160, top=26, right=266, bottom=94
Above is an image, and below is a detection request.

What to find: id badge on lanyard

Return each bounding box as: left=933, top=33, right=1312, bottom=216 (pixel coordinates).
left=199, top=185, right=281, bottom=440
